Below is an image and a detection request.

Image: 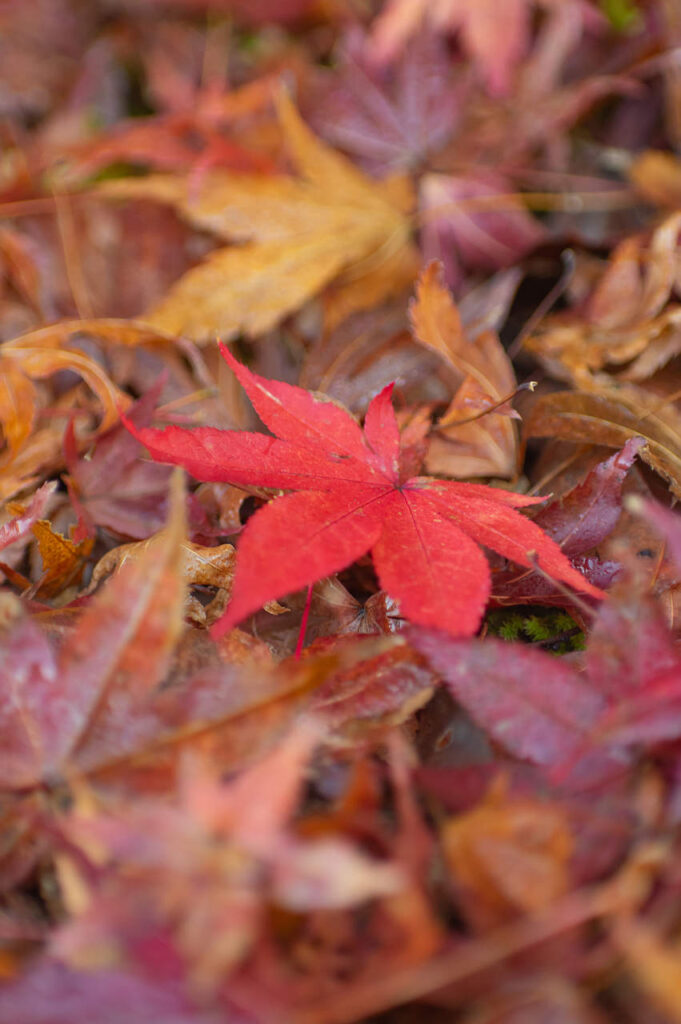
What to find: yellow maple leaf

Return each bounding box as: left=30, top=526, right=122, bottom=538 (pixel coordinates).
left=100, top=92, right=413, bottom=341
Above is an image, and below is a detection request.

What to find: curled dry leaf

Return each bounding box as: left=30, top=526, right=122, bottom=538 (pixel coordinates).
left=101, top=92, right=412, bottom=341
left=525, top=214, right=681, bottom=389
left=525, top=388, right=681, bottom=499
left=409, top=260, right=519, bottom=478
left=1, top=340, right=129, bottom=433
left=89, top=536, right=286, bottom=627
left=0, top=322, right=143, bottom=494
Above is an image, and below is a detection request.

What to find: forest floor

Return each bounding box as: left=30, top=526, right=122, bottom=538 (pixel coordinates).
left=3, top=2, right=681, bottom=1022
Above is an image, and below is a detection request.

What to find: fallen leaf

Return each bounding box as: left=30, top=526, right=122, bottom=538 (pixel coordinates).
left=409, top=261, right=519, bottom=478
left=532, top=437, right=644, bottom=557
left=63, top=385, right=174, bottom=540
left=127, top=342, right=601, bottom=640
left=0, top=481, right=56, bottom=553
left=408, top=628, right=621, bottom=788
left=525, top=388, right=681, bottom=499
left=369, top=0, right=602, bottom=97
left=443, top=779, right=573, bottom=928
left=102, top=92, right=412, bottom=341
left=0, top=469, right=187, bottom=789
left=310, top=26, right=460, bottom=174
left=525, top=214, right=681, bottom=389
left=31, top=520, right=93, bottom=598
left=419, top=172, right=546, bottom=291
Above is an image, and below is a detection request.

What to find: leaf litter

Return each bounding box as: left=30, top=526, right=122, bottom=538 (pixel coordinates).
left=3, top=3, right=681, bottom=1022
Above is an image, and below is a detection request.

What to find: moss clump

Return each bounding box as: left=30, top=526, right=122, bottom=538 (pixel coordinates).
left=486, top=606, right=585, bottom=654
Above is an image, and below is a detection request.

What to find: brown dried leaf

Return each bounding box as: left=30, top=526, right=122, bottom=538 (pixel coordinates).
left=89, top=537, right=285, bottom=627
left=409, top=261, right=517, bottom=477
left=0, top=342, right=128, bottom=438
left=442, top=779, right=573, bottom=930
left=31, top=520, right=93, bottom=598
left=525, top=388, right=681, bottom=498
left=526, top=214, right=681, bottom=389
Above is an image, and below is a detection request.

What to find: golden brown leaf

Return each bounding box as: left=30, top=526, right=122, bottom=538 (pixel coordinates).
left=89, top=537, right=285, bottom=627
left=32, top=520, right=93, bottom=598
left=525, top=387, right=681, bottom=498
left=442, top=780, right=573, bottom=930
left=0, top=321, right=164, bottom=493
left=102, top=93, right=412, bottom=341
left=525, top=214, right=681, bottom=389
left=409, top=260, right=518, bottom=477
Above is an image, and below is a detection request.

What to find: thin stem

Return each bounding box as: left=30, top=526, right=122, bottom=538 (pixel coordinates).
left=295, top=583, right=314, bottom=660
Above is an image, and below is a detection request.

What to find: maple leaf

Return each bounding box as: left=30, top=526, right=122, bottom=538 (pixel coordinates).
left=369, top=0, right=601, bottom=97
left=309, top=27, right=461, bottom=175
left=409, top=260, right=520, bottom=479
left=128, top=344, right=601, bottom=639
left=101, top=92, right=412, bottom=342
left=31, top=519, right=93, bottom=597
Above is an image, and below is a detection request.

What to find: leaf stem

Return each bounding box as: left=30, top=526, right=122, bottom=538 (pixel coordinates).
left=295, top=583, right=314, bottom=660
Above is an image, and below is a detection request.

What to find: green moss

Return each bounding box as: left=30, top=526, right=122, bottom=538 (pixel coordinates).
left=599, top=0, right=641, bottom=32
left=486, top=607, right=585, bottom=654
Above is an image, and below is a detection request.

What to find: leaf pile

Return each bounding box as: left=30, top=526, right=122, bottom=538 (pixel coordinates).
left=4, top=3, right=681, bottom=1023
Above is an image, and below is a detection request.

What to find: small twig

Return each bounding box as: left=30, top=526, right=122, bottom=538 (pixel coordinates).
left=437, top=381, right=537, bottom=429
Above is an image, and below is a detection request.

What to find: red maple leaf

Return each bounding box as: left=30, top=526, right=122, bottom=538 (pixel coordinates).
left=127, top=345, right=602, bottom=638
